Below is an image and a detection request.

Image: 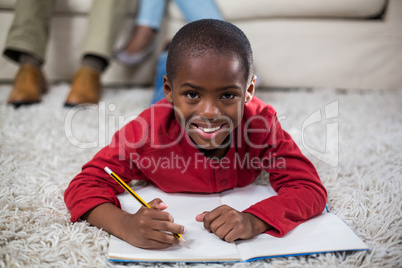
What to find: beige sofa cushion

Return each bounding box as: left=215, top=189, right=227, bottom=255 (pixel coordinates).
left=169, top=0, right=387, bottom=20
left=0, top=0, right=138, bottom=15
left=0, top=0, right=387, bottom=19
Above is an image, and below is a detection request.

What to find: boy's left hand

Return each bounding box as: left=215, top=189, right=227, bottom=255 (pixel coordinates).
left=195, top=205, right=271, bottom=242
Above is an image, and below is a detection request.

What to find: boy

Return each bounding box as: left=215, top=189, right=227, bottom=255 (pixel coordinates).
left=64, top=19, right=327, bottom=249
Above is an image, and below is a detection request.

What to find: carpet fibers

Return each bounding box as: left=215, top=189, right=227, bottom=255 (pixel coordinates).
left=0, top=84, right=401, bottom=267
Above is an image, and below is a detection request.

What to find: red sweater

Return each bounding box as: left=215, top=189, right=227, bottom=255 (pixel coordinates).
left=64, top=97, right=327, bottom=237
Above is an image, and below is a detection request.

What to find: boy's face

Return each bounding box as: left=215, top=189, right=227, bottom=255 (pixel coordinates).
left=164, top=54, right=255, bottom=155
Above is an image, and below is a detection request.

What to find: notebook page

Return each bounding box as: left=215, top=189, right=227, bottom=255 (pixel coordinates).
left=109, top=186, right=241, bottom=262
left=219, top=184, right=277, bottom=212
left=235, top=213, right=369, bottom=261
left=219, top=185, right=367, bottom=261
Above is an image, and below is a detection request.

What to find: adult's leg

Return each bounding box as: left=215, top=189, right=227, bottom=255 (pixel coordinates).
left=136, top=0, right=166, bottom=29
left=115, top=0, right=167, bottom=66
left=65, top=0, right=127, bottom=107
left=3, top=0, right=54, bottom=64
left=81, top=0, right=127, bottom=68
left=150, top=50, right=168, bottom=105
left=4, top=0, right=54, bottom=107
left=173, top=0, right=223, bottom=21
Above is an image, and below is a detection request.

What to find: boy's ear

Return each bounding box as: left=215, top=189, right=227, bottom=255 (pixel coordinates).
left=245, top=75, right=256, bottom=103
left=163, top=75, right=173, bottom=103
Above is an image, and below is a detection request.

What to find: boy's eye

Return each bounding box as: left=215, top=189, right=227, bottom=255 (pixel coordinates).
left=185, top=92, right=200, bottom=99
left=221, top=93, right=236, bottom=100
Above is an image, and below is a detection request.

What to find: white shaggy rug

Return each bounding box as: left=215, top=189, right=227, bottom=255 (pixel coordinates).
left=0, top=84, right=401, bottom=267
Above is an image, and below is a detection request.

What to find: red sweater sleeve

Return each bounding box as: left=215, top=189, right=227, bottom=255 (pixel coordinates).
left=243, top=113, right=327, bottom=237
left=64, top=122, right=148, bottom=222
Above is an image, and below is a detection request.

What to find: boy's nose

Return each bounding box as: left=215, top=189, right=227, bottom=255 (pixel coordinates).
left=199, top=100, right=221, bottom=119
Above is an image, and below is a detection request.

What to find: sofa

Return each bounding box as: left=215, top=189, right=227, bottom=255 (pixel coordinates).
left=0, top=0, right=401, bottom=91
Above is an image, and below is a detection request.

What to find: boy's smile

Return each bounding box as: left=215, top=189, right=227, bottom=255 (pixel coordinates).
left=164, top=54, right=255, bottom=157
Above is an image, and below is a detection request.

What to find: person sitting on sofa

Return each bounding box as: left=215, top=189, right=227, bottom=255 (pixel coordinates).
left=3, top=0, right=126, bottom=108
left=115, top=0, right=223, bottom=66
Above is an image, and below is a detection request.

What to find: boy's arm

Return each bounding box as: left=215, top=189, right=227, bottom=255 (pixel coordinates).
left=82, top=200, right=185, bottom=249
left=64, top=123, right=147, bottom=222
left=196, top=111, right=326, bottom=241
left=243, top=114, right=327, bottom=237
left=64, top=123, right=185, bottom=249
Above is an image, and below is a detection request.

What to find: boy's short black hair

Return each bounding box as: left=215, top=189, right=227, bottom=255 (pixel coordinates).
left=166, top=19, right=253, bottom=83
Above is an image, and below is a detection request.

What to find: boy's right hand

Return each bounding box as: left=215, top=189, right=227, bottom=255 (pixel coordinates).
left=119, top=198, right=185, bottom=249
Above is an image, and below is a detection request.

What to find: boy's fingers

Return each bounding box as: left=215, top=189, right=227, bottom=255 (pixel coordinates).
left=223, top=229, right=241, bottom=243
left=153, top=220, right=186, bottom=235
left=141, top=235, right=178, bottom=249
left=208, top=215, right=227, bottom=234
left=148, top=231, right=180, bottom=247
left=140, top=207, right=174, bottom=222
left=199, top=206, right=235, bottom=233
left=195, top=211, right=209, bottom=222
left=214, top=222, right=236, bottom=241
left=148, top=198, right=168, bottom=210
left=200, top=210, right=222, bottom=231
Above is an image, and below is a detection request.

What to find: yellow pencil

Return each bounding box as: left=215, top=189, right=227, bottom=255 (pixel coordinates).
left=104, top=167, right=185, bottom=242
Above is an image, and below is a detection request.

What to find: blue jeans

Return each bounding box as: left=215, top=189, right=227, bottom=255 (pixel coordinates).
left=150, top=50, right=168, bottom=105
left=137, top=0, right=222, bottom=30
left=144, top=0, right=223, bottom=105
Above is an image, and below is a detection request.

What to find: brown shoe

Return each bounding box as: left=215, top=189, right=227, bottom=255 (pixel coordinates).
left=64, top=66, right=101, bottom=107
left=7, top=63, right=47, bottom=108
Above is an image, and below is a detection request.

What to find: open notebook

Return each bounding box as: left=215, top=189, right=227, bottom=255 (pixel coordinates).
left=109, top=185, right=368, bottom=263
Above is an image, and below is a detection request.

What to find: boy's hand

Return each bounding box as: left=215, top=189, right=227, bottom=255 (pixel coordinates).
left=195, top=205, right=270, bottom=242
left=119, top=198, right=185, bottom=249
